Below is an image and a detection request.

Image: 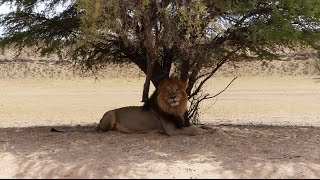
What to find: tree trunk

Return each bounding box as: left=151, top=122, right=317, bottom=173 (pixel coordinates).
left=141, top=60, right=155, bottom=102
left=180, top=59, right=189, bottom=82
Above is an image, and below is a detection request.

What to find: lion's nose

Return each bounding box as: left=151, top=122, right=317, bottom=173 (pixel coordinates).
left=170, top=96, right=176, bottom=101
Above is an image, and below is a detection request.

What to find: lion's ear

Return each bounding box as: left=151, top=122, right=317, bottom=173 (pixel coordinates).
left=157, top=78, right=168, bottom=89
left=179, top=81, right=188, bottom=91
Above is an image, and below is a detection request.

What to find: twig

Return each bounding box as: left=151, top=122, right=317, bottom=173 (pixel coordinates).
left=206, top=76, right=238, bottom=99
left=188, top=77, right=238, bottom=124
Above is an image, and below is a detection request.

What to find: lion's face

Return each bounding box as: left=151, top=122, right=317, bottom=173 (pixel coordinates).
left=160, top=82, right=186, bottom=107
left=156, top=77, right=188, bottom=116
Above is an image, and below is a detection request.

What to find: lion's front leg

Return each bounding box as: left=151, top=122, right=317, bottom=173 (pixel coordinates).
left=160, top=118, right=213, bottom=136
left=173, top=125, right=214, bottom=136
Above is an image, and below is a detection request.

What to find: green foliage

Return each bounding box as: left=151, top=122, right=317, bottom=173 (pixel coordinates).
left=1, top=0, right=319, bottom=62
left=0, top=0, right=319, bottom=74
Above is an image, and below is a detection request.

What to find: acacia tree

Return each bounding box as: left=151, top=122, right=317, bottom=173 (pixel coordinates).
left=1, top=0, right=319, bottom=123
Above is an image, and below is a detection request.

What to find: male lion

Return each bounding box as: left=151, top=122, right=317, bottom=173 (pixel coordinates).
left=96, top=106, right=212, bottom=136
left=96, top=77, right=213, bottom=136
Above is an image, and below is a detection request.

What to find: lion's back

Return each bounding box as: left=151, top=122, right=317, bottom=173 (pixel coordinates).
left=115, top=106, right=163, bottom=131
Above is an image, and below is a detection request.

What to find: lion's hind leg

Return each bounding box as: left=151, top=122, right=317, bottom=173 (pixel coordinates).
left=96, top=110, right=117, bottom=131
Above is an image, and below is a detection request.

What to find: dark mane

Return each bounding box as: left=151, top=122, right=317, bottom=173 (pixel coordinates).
left=142, top=89, right=190, bottom=128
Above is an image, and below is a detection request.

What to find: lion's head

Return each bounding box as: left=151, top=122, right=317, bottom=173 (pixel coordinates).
left=156, top=76, right=188, bottom=117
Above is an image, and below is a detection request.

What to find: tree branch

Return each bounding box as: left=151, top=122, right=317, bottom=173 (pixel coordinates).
left=189, top=46, right=242, bottom=99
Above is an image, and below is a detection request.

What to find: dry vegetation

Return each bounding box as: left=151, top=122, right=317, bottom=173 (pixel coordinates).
left=0, top=48, right=319, bottom=79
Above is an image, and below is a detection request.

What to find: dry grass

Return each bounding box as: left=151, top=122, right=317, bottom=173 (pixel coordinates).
left=0, top=47, right=319, bottom=79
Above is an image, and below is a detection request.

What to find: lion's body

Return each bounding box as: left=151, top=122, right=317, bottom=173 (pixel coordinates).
left=96, top=76, right=212, bottom=136
left=96, top=106, right=163, bottom=133
left=96, top=106, right=212, bottom=136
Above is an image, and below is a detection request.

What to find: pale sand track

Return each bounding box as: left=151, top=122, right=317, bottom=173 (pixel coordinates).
left=0, top=76, right=319, bottom=127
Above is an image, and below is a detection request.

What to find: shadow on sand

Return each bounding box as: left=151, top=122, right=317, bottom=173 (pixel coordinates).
left=0, top=124, right=320, bottom=178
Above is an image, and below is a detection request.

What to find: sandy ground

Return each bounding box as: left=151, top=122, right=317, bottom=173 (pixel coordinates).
left=0, top=76, right=320, bottom=178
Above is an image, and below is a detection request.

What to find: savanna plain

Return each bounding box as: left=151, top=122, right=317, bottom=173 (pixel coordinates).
left=0, top=49, right=320, bottom=178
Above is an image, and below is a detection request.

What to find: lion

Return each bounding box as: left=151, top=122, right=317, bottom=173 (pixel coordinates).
left=96, top=76, right=213, bottom=136
left=96, top=106, right=212, bottom=136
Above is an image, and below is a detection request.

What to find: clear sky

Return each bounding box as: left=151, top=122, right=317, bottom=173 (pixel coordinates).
left=0, top=1, right=71, bottom=36
left=0, top=3, right=14, bottom=14
left=0, top=3, right=15, bottom=35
